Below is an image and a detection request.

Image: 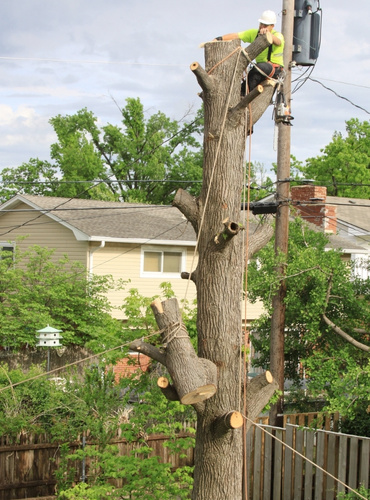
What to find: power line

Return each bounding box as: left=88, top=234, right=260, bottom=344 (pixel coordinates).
left=308, top=77, right=370, bottom=115
left=1, top=179, right=370, bottom=188
left=315, top=77, right=370, bottom=90
left=0, top=179, right=202, bottom=188
left=0, top=55, right=187, bottom=68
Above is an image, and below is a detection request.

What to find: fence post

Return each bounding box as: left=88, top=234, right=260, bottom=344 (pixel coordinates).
left=273, top=427, right=284, bottom=500
left=263, top=427, right=273, bottom=500
left=283, top=425, right=294, bottom=499
left=293, top=427, right=304, bottom=499
left=337, top=435, right=348, bottom=496
left=314, top=430, right=325, bottom=500
left=304, top=429, right=315, bottom=500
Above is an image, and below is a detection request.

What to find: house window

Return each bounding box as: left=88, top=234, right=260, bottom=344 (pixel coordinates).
left=0, top=243, right=15, bottom=261
left=141, top=246, right=185, bottom=277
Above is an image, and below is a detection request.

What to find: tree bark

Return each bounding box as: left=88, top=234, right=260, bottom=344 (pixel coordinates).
left=186, top=38, right=274, bottom=500
left=150, top=297, right=218, bottom=405
left=131, top=36, right=276, bottom=500
left=245, top=371, right=279, bottom=432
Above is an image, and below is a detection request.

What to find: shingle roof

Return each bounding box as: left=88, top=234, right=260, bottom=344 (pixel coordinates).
left=1, top=195, right=197, bottom=243
left=1, top=194, right=367, bottom=252
left=326, top=196, right=370, bottom=233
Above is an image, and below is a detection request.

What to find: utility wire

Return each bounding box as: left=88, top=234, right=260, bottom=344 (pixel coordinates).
left=1, top=179, right=196, bottom=186
left=2, top=179, right=369, bottom=189
left=308, top=77, right=370, bottom=115
left=0, top=56, right=187, bottom=68
left=0, top=329, right=163, bottom=394
left=0, top=110, right=203, bottom=236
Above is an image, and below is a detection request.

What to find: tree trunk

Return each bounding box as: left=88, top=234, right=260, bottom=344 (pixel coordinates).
left=178, top=37, right=275, bottom=500
left=130, top=36, right=276, bottom=500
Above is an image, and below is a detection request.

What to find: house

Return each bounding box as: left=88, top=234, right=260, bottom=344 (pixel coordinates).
left=0, top=194, right=264, bottom=321
left=0, top=194, right=199, bottom=319
left=1, top=190, right=367, bottom=320
left=290, top=185, right=370, bottom=278
left=1, top=190, right=367, bottom=382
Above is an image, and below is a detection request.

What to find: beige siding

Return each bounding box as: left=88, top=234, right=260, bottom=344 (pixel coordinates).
left=91, top=242, right=266, bottom=321
left=91, top=242, right=198, bottom=319
left=0, top=203, right=88, bottom=265
left=242, top=299, right=266, bottom=322
left=0, top=206, right=266, bottom=323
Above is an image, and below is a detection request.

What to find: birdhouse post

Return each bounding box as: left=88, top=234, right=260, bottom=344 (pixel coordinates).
left=36, top=325, right=63, bottom=372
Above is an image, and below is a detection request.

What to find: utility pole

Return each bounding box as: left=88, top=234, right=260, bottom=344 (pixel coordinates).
left=269, top=0, right=295, bottom=426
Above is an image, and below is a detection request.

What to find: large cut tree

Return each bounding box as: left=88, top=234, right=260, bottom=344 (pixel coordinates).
left=130, top=35, right=278, bottom=499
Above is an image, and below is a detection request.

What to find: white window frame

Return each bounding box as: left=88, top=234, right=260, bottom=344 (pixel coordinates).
left=140, top=245, right=186, bottom=278
left=351, top=253, right=370, bottom=280
left=0, top=242, right=15, bottom=261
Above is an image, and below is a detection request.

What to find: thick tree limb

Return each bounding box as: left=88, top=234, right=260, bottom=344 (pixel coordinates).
left=214, top=218, right=242, bottom=246
left=181, top=268, right=198, bottom=284
left=230, top=80, right=277, bottom=133
left=157, top=376, right=180, bottom=401
left=151, top=298, right=218, bottom=407
left=172, top=188, right=200, bottom=234
left=190, top=61, right=215, bottom=93
left=240, top=32, right=273, bottom=65
left=245, top=371, right=278, bottom=432
left=128, top=339, right=167, bottom=366
left=322, top=314, right=370, bottom=352
left=323, top=274, right=370, bottom=352
left=246, top=218, right=274, bottom=260
left=228, top=84, right=264, bottom=125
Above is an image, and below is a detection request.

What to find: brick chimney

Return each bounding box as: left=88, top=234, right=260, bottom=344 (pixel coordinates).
left=291, top=185, right=337, bottom=233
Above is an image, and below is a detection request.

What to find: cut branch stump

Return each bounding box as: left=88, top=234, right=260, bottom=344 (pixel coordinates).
left=151, top=298, right=218, bottom=406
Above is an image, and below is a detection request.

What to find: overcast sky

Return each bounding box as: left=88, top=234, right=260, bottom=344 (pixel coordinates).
left=0, top=0, right=369, bottom=177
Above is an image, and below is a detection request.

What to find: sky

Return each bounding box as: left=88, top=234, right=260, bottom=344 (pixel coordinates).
left=0, top=0, right=369, bottom=177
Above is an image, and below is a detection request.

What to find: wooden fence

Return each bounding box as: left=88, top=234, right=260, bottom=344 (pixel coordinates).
left=247, top=423, right=370, bottom=500
left=0, top=432, right=193, bottom=500
left=0, top=412, right=369, bottom=500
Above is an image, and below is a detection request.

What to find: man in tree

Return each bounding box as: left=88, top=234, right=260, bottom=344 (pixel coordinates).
left=214, top=10, right=284, bottom=92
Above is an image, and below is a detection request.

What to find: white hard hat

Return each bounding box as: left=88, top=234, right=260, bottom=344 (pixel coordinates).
left=258, top=10, right=277, bottom=25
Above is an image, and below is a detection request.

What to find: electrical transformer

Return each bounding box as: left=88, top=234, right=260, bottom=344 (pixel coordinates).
left=293, top=0, right=321, bottom=66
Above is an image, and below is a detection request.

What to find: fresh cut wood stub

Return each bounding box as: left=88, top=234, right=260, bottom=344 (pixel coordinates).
left=151, top=297, right=217, bottom=405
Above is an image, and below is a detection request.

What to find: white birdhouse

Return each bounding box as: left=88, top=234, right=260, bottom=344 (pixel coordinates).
left=36, top=325, right=63, bottom=347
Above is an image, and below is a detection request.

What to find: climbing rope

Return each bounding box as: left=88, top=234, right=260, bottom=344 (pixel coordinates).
left=243, top=414, right=368, bottom=500
left=162, top=321, right=189, bottom=347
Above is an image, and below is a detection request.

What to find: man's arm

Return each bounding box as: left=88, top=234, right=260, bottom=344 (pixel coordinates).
left=259, top=26, right=282, bottom=45
left=213, top=33, right=240, bottom=41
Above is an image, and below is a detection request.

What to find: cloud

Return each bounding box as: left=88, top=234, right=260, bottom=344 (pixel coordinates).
left=0, top=105, right=56, bottom=168
left=0, top=0, right=368, bottom=174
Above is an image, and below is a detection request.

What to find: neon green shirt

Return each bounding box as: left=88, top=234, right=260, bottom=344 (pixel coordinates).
left=238, top=28, right=284, bottom=66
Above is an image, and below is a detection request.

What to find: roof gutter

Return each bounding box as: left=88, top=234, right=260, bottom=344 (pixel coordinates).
left=89, top=240, right=105, bottom=277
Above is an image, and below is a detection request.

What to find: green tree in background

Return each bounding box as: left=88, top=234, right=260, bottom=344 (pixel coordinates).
left=0, top=243, right=124, bottom=349
left=0, top=283, right=196, bottom=497
left=248, top=218, right=370, bottom=432
left=0, top=98, right=203, bottom=204
left=246, top=161, right=275, bottom=201
left=299, top=118, right=370, bottom=198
